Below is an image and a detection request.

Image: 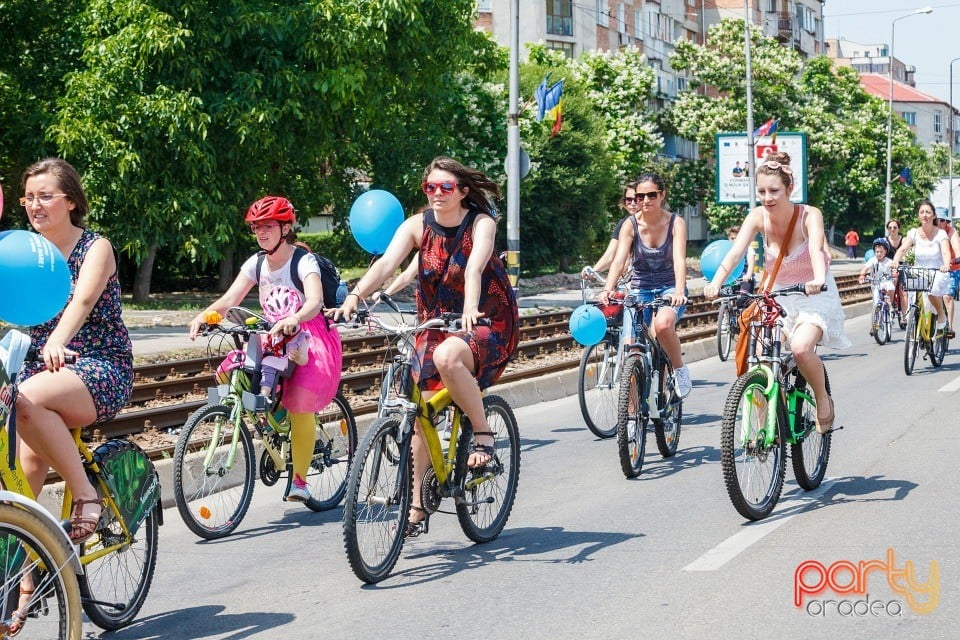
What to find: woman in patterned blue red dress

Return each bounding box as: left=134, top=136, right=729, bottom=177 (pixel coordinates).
left=335, top=156, right=519, bottom=537
left=11, top=158, right=134, bottom=633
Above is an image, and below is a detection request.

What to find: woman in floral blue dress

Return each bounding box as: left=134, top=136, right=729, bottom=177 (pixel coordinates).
left=16, top=158, right=133, bottom=547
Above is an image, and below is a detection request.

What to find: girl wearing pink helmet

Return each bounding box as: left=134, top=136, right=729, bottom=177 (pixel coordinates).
left=189, top=196, right=343, bottom=503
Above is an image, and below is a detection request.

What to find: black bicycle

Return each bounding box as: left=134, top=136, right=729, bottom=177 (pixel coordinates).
left=612, top=296, right=684, bottom=478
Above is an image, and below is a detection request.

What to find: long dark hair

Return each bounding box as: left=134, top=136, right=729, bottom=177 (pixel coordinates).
left=422, top=156, right=501, bottom=217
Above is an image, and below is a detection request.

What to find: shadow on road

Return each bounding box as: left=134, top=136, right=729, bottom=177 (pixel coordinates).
left=91, top=605, right=295, bottom=639
left=640, top=444, right=720, bottom=481
left=368, top=526, right=642, bottom=588
left=188, top=506, right=345, bottom=545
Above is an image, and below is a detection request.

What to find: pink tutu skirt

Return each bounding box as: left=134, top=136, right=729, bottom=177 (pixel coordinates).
left=280, top=316, right=342, bottom=413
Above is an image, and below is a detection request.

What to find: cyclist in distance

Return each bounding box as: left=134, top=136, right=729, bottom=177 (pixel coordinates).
left=858, top=237, right=895, bottom=332
left=334, top=156, right=520, bottom=537
left=597, top=172, right=692, bottom=397
left=188, top=196, right=343, bottom=503
left=13, top=158, right=135, bottom=633
left=889, top=200, right=952, bottom=335
left=703, top=152, right=850, bottom=433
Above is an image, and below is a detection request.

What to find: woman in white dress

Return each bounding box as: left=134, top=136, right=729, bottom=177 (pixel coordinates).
left=889, top=199, right=952, bottom=332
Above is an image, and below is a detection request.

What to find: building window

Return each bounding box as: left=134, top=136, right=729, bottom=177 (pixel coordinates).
left=597, top=0, right=609, bottom=27
left=902, top=111, right=917, bottom=126
left=546, top=40, right=575, bottom=58
left=634, top=8, right=643, bottom=39
left=476, top=0, right=491, bottom=11
left=617, top=3, right=626, bottom=33
left=935, top=110, right=942, bottom=133
left=546, top=0, right=573, bottom=36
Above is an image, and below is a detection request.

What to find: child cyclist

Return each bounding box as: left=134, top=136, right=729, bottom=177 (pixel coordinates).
left=188, top=196, right=342, bottom=503
left=858, top=238, right=895, bottom=328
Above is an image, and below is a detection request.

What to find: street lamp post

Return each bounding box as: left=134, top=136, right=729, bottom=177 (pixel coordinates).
left=950, top=56, right=960, bottom=220
left=884, top=7, right=933, bottom=226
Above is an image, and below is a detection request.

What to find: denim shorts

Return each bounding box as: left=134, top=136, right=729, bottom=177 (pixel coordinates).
left=622, top=286, right=688, bottom=342
left=948, top=271, right=960, bottom=298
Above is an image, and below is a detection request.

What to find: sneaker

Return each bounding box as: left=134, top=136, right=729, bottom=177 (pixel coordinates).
left=286, top=475, right=310, bottom=503
left=674, top=365, right=692, bottom=399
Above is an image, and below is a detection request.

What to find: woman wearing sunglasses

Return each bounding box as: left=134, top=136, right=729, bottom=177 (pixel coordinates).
left=335, top=156, right=519, bottom=537
left=703, top=152, right=849, bottom=434
left=597, top=172, right=693, bottom=398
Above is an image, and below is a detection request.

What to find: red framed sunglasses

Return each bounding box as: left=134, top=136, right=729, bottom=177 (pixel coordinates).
left=422, top=181, right=461, bottom=196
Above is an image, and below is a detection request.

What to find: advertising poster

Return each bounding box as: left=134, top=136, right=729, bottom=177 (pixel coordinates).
left=715, top=132, right=807, bottom=205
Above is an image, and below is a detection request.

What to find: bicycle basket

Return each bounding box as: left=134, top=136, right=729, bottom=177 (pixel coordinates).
left=596, top=291, right=625, bottom=326
left=899, top=266, right=937, bottom=292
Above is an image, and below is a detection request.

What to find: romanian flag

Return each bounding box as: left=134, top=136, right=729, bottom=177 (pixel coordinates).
left=897, top=167, right=913, bottom=185
left=753, top=117, right=778, bottom=138
left=535, top=75, right=564, bottom=137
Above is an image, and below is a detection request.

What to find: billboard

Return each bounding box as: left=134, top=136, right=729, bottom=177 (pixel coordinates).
left=715, top=132, right=808, bottom=205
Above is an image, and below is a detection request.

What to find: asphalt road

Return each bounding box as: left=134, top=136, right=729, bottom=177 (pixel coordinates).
left=82, top=309, right=958, bottom=639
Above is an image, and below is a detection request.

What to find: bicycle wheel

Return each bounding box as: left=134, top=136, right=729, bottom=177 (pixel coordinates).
left=904, top=309, right=919, bottom=375
left=0, top=503, right=82, bottom=640
left=720, top=369, right=786, bottom=520
left=577, top=341, right=619, bottom=439
left=790, top=368, right=832, bottom=490
left=342, top=416, right=412, bottom=584
left=872, top=303, right=887, bottom=345
left=930, top=327, right=948, bottom=367
left=616, top=354, right=647, bottom=478
left=173, top=404, right=256, bottom=539
left=304, top=391, right=358, bottom=511
left=716, top=304, right=734, bottom=361
left=653, top=360, right=682, bottom=458
left=456, top=395, right=521, bottom=543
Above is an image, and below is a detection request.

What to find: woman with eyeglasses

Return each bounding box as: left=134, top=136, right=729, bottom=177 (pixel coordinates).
left=703, top=152, right=849, bottom=434
left=597, top=172, right=693, bottom=398
left=188, top=195, right=343, bottom=503
left=334, top=156, right=519, bottom=538
left=11, top=158, right=134, bottom=632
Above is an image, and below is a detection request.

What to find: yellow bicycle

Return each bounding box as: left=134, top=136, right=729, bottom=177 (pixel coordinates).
left=898, top=266, right=950, bottom=375
left=0, top=329, right=159, bottom=633
left=342, top=305, right=521, bottom=584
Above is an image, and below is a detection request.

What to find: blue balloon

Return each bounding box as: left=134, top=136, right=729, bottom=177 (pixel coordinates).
left=0, top=230, right=72, bottom=326
left=863, top=249, right=875, bottom=262
left=349, top=189, right=404, bottom=254
left=569, top=304, right=608, bottom=346
left=700, top=239, right=744, bottom=284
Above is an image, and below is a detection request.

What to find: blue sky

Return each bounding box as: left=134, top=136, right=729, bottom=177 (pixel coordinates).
left=824, top=1, right=960, bottom=105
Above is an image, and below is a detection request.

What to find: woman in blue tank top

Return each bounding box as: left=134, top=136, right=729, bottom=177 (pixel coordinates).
left=598, top=173, right=692, bottom=398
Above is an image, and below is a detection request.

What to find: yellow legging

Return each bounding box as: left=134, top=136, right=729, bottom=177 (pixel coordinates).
left=289, top=412, right=316, bottom=481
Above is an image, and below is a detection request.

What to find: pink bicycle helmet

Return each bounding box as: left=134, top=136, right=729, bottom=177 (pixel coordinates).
left=262, top=286, right=302, bottom=322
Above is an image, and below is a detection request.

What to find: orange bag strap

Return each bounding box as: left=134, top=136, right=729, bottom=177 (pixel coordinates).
left=758, top=204, right=801, bottom=292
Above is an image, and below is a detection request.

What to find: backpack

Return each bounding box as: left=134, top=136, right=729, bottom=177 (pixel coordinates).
left=255, top=246, right=340, bottom=309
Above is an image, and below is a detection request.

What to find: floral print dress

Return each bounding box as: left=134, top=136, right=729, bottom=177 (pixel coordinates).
left=414, top=208, right=519, bottom=391
left=21, top=229, right=134, bottom=423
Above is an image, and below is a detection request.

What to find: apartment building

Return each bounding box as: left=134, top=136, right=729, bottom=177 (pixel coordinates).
left=702, top=0, right=825, bottom=59
left=858, top=74, right=958, bottom=154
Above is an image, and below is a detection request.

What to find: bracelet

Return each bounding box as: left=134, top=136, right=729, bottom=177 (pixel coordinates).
left=716, top=263, right=728, bottom=276
left=346, top=292, right=361, bottom=301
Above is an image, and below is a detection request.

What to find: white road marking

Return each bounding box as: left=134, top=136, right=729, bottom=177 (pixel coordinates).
left=938, top=375, right=960, bottom=393
left=683, top=478, right=837, bottom=572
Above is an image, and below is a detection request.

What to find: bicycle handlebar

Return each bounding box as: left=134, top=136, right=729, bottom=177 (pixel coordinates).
left=352, top=309, right=491, bottom=336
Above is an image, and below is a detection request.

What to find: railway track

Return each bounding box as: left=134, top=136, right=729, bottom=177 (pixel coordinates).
left=91, top=275, right=871, bottom=447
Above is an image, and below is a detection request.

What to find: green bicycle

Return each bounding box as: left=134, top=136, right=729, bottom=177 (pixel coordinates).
left=172, top=306, right=357, bottom=539
left=718, top=285, right=832, bottom=521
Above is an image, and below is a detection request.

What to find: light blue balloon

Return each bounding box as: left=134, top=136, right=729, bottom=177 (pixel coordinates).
left=569, top=304, right=608, bottom=346
left=700, top=239, right=745, bottom=284
left=349, top=189, right=405, bottom=254
left=863, top=249, right=875, bottom=262
left=0, top=230, right=71, bottom=326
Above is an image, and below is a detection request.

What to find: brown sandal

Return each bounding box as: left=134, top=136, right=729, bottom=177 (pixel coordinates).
left=7, top=587, right=34, bottom=636
left=815, top=398, right=836, bottom=435
left=403, top=506, right=430, bottom=539
left=69, top=497, right=103, bottom=544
